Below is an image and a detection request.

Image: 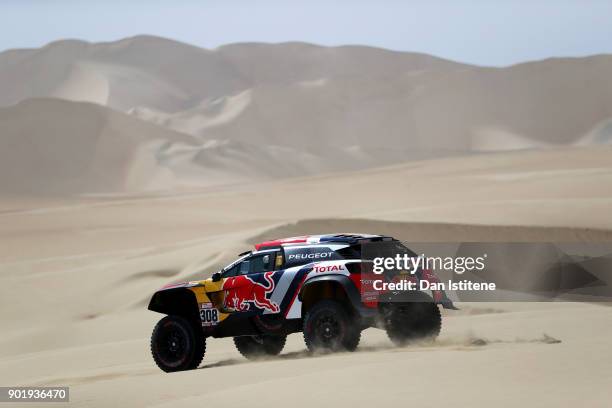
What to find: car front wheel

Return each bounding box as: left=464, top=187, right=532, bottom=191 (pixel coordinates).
left=150, top=315, right=206, bottom=372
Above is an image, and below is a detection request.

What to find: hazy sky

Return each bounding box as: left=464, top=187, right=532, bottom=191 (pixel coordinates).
left=2, top=0, right=612, bottom=66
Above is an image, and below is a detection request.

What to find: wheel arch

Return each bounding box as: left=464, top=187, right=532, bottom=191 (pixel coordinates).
left=148, top=288, right=200, bottom=320
left=298, top=275, right=362, bottom=316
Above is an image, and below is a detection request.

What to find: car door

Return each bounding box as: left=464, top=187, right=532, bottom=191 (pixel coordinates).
left=220, top=258, right=256, bottom=313
left=243, top=252, right=281, bottom=314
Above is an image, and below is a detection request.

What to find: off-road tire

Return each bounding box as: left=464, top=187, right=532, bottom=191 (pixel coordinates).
left=151, top=315, right=206, bottom=372
left=234, top=335, right=287, bottom=360
left=382, top=297, right=441, bottom=346
left=303, top=300, right=361, bottom=352
left=252, top=314, right=285, bottom=334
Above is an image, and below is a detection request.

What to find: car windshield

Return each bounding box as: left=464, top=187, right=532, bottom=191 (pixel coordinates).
left=222, top=254, right=250, bottom=273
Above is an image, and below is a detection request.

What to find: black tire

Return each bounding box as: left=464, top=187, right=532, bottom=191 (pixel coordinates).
left=382, top=299, right=441, bottom=346
left=252, top=314, right=285, bottom=334
left=303, top=300, right=361, bottom=352
left=150, top=315, right=206, bottom=372
left=234, top=335, right=287, bottom=360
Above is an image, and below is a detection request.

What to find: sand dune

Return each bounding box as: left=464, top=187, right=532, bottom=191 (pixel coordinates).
left=147, top=56, right=612, bottom=153
left=0, top=37, right=245, bottom=112
left=0, top=98, right=200, bottom=194
left=50, top=62, right=110, bottom=105
left=2, top=37, right=612, bottom=197
left=0, top=98, right=427, bottom=195
left=0, top=36, right=458, bottom=113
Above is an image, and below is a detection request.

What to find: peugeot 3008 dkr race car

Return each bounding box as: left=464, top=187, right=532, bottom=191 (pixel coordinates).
left=148, top=234, right=455, bottom=372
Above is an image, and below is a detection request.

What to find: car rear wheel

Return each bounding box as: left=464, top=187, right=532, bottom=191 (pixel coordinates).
left=151, top=315, right=206, bottom=372
left=382, top=300, right=441, bottom=346
left=234, top=335, right=287, bottom=360
left=303, top=300, right=361, bottom=352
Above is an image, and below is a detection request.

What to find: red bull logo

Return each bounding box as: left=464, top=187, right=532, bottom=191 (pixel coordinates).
left=222, top=271, right=280, bottom=313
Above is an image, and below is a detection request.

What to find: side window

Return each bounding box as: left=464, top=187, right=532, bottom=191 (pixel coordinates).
left=274, top=252, right=284, bottom=270
left=239, top=260, right=250, bottom=275
left=249, top=254, right=273, bottom=274
left=223, top=252, right=278, bottom=277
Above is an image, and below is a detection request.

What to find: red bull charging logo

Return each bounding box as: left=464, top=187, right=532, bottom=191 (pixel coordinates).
left=222, top=271, right=280, bottom=313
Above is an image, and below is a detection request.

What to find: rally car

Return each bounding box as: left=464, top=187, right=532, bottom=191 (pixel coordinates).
left=148, top=234, right=454, bottom=372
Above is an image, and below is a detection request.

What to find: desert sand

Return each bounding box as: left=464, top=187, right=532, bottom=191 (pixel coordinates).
left=1, top=146, right=612, bottom=407
left=1, top=36, right=612, bottom=407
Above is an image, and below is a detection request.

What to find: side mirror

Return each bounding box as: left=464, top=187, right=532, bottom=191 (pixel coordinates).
left=212, top=272, right=222, bottom=282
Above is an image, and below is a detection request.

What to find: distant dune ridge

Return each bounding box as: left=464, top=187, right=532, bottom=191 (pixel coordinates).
left=1, top=35, right=612, bottom=194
